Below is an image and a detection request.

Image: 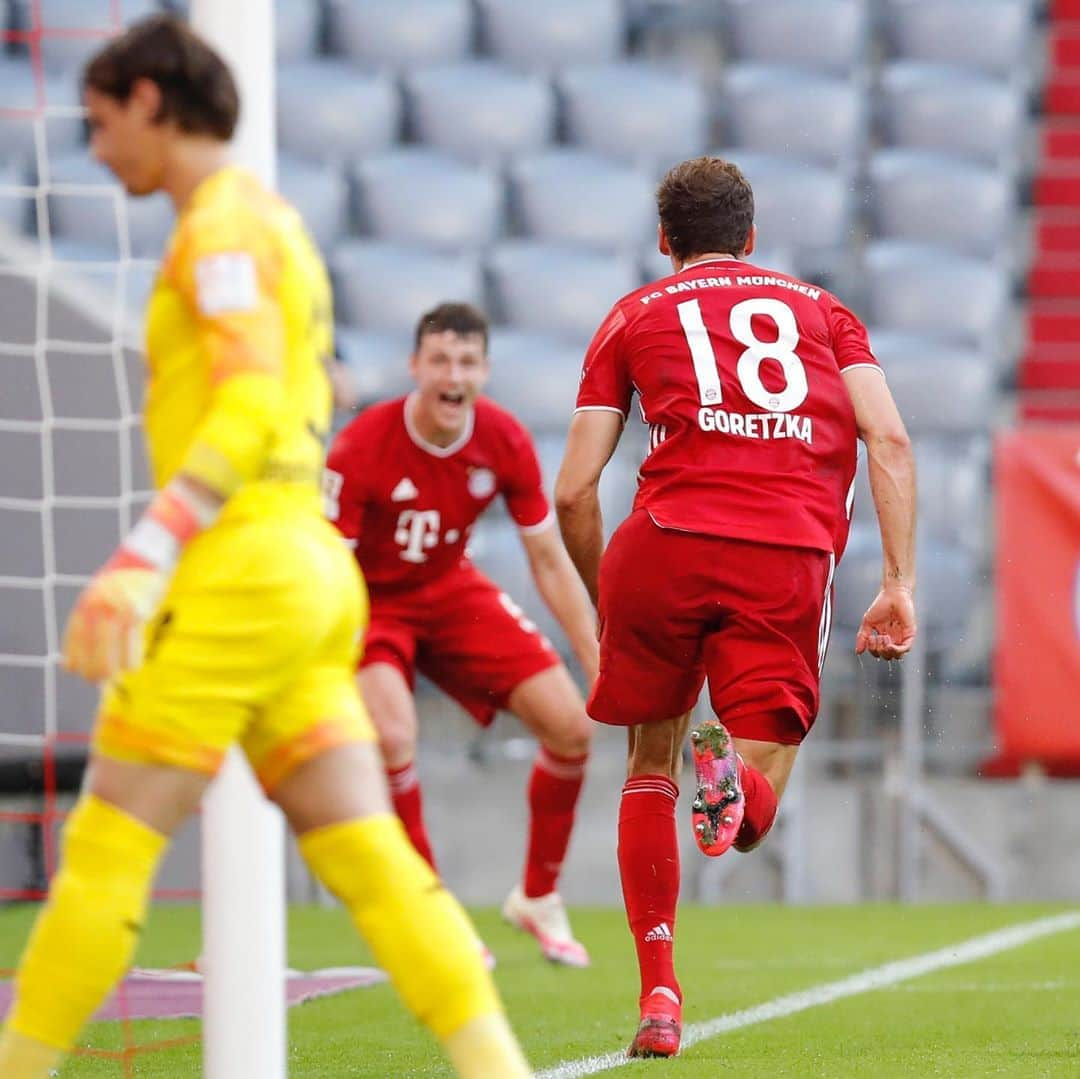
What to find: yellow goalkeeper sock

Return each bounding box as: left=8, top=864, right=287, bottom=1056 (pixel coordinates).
left=0, top=1029, right=62, bottom=1078
left=300, top=815, right=530, bottom=1076
left=0, top=794, right=167, bottom=1060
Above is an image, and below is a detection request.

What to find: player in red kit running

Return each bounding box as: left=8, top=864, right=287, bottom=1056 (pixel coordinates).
left=326, top=303, right=598, bottom=967
left=556, top=157, right=918, bottom=1056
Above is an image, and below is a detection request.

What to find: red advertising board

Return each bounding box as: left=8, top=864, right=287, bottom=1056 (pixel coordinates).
left=991, top=427, right=1080, bottom=774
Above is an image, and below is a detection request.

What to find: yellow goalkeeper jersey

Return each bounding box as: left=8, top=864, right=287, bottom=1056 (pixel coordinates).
left=143, top=165, right=333, bottom=522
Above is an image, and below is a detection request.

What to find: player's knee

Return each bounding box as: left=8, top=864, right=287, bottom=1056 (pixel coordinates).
left=541, top=713, right=592, bottom=759
left=375, top=719, right=418, bottom=770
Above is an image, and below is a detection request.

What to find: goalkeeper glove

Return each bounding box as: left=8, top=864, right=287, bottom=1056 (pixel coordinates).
left=62, top=480, right=219, bottom=683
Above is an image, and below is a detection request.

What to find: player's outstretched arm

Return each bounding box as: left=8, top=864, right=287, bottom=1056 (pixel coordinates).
left=842, top=366, right=917, bottom=661
left=520, top=526, right=599, bottom=684
left=555, top=410, right=624, bottom=607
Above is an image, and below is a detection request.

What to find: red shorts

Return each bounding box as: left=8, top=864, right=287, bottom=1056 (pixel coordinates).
left=362, top=563, right=560, bottom=726
left=589, top=510, right=835, bottom=745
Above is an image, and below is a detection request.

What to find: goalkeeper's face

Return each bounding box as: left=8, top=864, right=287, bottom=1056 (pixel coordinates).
left=409, top=330, right=489, bottom=436
left=85, top=84, right=168, bottom=197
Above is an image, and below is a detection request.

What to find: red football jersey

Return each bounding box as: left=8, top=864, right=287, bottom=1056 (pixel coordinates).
left=577, top=257, right=879, bottom=557
left=325, top=394, right=552, bottom=592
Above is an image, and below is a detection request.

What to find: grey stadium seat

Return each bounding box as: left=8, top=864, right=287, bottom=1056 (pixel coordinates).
left=476, top=0, right=623, bottom=69
left=334, top=327, right=415, bottom=405
left=485, top=328, right=586, bottom=431
left=404, top=63, right=556, bottom=163
left=352, top=149, right=502, bottom=249
left=273, top=0, right=322, bottom=62
left=44, top=153, right=174, bottom=260
left=277, top=63, right=401, bottom=163
left=724, top=150, right=855, bottom=257
left=326, top=0, right=473, bottom=68
left=862, top=241, right=1010, bottom=359
left=724, top=0, right=870, bottom=76
left=277, top=154, right=349, bottom=255
left=0, top=57, right=84, bottom=171
left=487, top=241, right=639, bottom=341
left=868, top=150, right=1013, bottom=259
left=881, top=0, right=1035, bottom=79
left=720, top=65, right=866, bottom=169
left=10, top=0, right=157, bottom=73
left=877, top=62, right=1027, bottom=168
left=866, top=331, right=994, bottom=438
left=833, top=525, right=977, bottom=648
left=509, top=150, right=655, bottom=251
left=331, top=242, right=483, bottom=332
left=914, top=437, right=990, bottom=560
left=559, top=63, right=709, bottom=167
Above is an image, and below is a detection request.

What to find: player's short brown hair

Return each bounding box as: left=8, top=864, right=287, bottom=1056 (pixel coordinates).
left=83, top=15, right=239, bottom=140
left=414, top=303, right=489, bottom=352
left=656, top=156, right=755, bottom=263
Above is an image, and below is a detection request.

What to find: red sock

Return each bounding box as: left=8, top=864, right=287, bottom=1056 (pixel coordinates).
left=523, top=746, right=587, bottom=898
left=618, top=774, right=681, bottom=1007
left=735, top=758, right=779, bottom=852
left=386, top=762, right=437, bottom=872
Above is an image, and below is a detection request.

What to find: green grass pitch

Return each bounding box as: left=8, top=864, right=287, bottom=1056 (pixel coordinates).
left=1, top=903, right=1077, bottom=1076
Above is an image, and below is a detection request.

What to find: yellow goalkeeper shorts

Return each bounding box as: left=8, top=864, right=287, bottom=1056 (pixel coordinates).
left=93, top=513, right=375, bottom=791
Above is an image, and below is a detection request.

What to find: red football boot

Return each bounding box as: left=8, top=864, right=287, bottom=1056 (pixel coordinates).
left=628, top=987, right=682, bottom=1058
left=689, top=718, right=745, bottom=857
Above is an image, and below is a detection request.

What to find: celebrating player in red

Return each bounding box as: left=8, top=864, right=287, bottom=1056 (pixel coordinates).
left=556, top=157, right=917, bottom=1056
left=326, top=303, right=597, bottom=967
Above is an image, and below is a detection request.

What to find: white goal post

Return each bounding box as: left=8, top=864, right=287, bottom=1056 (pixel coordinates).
left=190, top=3, right=288, bottom=1077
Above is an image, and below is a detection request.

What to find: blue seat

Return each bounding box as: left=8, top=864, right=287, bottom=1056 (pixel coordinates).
left=332, top=242, right=484, bottom=332
left=881, top=0, right=1036, bottom=79
left=277, top=155, right=349, bottom=255
left=485, top=328, right=585, bottom=431
left=326, top=0, right=473, bottom=68
left=353, top=149, right=503, bottom=249
left=405, top=63, right=556, bottom=163
left=725, top=0, right=869, bottom=76
left=334, top=327, right=415, bottom=405
left=487, top=241, right=639, bottom=341
left=559, top=63, right=709, bottom=168
left=720, top=65, right=866, bottom=169
left=877, top=62, right=1026, bottom=168
left=862, top=241, right=1010, bottom=360
left=476, top=0, right=623, bottom=69
left=509, top=150, right=655, bottom=250
left=277, top=62, right=401, bottom=163
left=868, top=150, right=1014, bottom=258
left=721, top=150, right=856, bottom=260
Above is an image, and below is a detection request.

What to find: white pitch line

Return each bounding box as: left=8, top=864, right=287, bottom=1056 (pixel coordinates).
left=537, top=911, right=1080, bottom=1079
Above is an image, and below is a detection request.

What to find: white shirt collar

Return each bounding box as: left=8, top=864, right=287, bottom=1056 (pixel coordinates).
left=403, top=392, right=475, bottom=458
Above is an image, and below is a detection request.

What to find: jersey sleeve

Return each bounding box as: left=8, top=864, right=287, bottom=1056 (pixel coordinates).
left=324, top=420, right=368, bottom=547
left=576, top=302, right=632, bottom=418
left=828, top=295, right=882, bottom=375
left=501, top=420, right=553, bottom=533
left=165, top=208, right=289, bottom=494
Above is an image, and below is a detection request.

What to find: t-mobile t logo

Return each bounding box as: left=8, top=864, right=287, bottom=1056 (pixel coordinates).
left=395, top=509, right=441, bottom=563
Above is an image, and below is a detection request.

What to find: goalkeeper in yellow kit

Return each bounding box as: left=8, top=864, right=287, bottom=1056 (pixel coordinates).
left=0, top=15, right=531, bottom=1078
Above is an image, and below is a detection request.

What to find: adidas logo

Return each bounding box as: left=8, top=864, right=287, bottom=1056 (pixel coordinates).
left=643, top=922, right=673, bottom=943
left=391, top=477, right=418, bottom=502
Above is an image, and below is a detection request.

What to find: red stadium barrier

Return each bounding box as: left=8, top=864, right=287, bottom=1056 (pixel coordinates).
left=988, top=427, right=1080, bottom=775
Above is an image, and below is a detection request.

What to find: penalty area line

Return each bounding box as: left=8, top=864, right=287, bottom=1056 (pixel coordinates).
left=536, top=911, right=1080, bottom=1078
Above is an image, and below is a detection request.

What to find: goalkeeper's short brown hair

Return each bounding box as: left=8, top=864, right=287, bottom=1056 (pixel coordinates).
left=656, top=156, right=755, bottom=263
left=83, top=14, right=239, bottom=140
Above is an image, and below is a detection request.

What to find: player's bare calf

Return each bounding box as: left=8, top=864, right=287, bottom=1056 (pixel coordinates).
left=690, top=718, right=745, bottom=857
